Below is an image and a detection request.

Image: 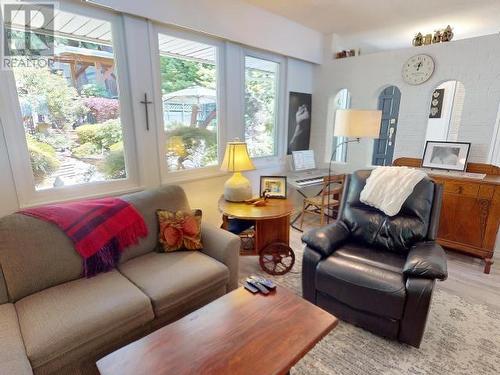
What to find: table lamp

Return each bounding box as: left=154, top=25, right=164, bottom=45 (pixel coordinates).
left=221, top=141, right=256, bottom=202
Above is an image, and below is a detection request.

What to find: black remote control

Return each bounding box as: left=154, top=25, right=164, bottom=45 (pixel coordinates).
left=244, top=281, right=259, bottom=294
left=249, top=275, right=276, bottom=290
left=246, top=278, right=269, bottom=295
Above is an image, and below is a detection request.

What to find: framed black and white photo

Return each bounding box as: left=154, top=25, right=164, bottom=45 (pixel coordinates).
left=429, top=88, right=444, bottom=118
left=422, top=141, right=471, bottom=171
left=287, top=92, right=312, bottom=154
left=260, top=176, right=287, bottom=199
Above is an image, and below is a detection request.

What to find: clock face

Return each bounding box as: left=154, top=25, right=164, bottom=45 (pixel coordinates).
left=402, top=54, right=435, bottom=85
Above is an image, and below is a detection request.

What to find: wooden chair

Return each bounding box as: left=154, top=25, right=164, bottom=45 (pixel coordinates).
left=300, top=174, right=345, bottom=229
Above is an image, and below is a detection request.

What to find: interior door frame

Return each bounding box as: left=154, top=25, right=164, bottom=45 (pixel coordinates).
left=372, top=85, right=401, bottom=166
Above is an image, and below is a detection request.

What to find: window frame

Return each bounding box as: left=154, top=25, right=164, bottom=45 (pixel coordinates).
left=0, top=2, right=140, bottom=207
left=151, top=24, right=227, bottom=184
left=242, top=48, right=286, bottom=167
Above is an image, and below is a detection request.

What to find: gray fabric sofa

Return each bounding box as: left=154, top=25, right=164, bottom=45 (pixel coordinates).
left=0, top=186, right=240, bottom=375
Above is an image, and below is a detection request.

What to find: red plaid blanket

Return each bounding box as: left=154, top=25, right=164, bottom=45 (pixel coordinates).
left=21, top=197, right=147, bottom=277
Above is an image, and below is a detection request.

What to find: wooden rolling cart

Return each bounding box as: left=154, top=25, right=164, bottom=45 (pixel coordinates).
left=218, top=196, right=295, bottom=275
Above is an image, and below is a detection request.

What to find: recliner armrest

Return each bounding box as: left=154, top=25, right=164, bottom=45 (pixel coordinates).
left=301, top=220, right=350, bottom=258
left=403, top=241, right=448, bottom=280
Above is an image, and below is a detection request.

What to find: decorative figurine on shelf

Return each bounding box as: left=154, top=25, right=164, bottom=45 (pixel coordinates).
left=442, top=25, right=454, bottom=42
left=413, top=26, right=454, bottom=46
left=335, top=49, right=359, bottom=59
left=335, top=50, right=346, bottom=59
left=423, top=33, right=433, bottom=45
left=432, top=29, right=442, bottom=44
left=260, top=189, right=271, bottom=199
left=412, top=32, right=423, bottom=47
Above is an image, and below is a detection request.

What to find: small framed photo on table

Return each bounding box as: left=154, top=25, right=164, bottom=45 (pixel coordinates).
left=260, top=176, right=287, bottom=199
left=422, top=141, right=471, bottom=171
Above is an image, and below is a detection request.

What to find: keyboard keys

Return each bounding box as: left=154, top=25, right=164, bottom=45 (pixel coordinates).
left=296, top=177, right=324, bottom=186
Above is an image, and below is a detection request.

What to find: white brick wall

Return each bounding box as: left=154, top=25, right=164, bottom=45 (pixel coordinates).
left=311, top=33, right=500, bottom=168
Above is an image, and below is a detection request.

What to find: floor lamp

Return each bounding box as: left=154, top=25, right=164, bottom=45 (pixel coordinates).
left=327, top=109, right=382, bottom=221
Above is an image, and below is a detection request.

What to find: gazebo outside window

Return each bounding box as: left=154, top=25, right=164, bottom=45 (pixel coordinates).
left=157, top=33, right=219, bottom=171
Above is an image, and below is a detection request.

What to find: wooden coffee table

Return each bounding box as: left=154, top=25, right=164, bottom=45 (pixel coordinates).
left=97, top=286, right=337, bottom=375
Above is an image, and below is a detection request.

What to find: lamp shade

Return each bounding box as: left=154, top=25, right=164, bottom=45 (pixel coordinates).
left=220, top=141, right=255, bottom=172
left=334, top=109, right=382, bottom=138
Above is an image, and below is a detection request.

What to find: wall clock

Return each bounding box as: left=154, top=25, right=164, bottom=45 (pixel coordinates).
left=402, top=54, right=435, bottom=85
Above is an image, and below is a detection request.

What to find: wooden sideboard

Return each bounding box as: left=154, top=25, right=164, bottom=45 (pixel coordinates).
left=394, top=158, right=500, bottom=274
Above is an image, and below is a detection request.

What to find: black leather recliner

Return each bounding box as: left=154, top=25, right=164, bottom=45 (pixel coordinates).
left=302, top=170, right=448, bottom=347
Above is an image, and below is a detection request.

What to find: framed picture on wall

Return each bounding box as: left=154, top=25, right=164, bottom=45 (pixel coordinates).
left=260, top=176, right=287, bottom=198
left=421, top=141, right=471, bottom=171
left=429, top=88, right=444, bottom=118
left=287, top=92, right=312, bottom=154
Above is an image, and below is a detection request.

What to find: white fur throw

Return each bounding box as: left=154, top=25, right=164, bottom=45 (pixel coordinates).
left=360, top=166, right=427, bottom=216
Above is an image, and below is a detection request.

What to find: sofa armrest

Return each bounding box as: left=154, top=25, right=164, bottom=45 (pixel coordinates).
left=201, top=224, right=240, bottom=291
left=301, top=220, right=350, bottom=258
left=403, top=241, right=448, bottom=280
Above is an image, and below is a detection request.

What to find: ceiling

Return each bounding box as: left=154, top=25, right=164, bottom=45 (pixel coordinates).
left=242, top=0, right=500, bottom=51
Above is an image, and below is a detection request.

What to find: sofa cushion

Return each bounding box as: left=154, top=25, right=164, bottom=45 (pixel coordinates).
left=0, top=213, right=82, bottom=302
left=0, top=304, right=33, bottom=375
left=334, top=242, right=406, bottom=274
left=120, top=186, right=191, bottom=262
left=316, top=248, right=407, bottom=319
left=118, top=251, right=229, bottom=318
left=15, top=271, right=154, bottom=371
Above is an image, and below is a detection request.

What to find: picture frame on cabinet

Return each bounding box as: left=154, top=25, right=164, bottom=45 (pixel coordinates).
left=422, top=141, right=471, bottom=171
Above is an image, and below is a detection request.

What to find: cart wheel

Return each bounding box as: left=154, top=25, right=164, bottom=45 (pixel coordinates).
left=259, top=242, right=295, bottom=276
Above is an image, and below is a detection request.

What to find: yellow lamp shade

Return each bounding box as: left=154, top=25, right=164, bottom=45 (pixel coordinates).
left=334, top=109, right=382, bottom=138
left=220, top=141, right=255, bottom=172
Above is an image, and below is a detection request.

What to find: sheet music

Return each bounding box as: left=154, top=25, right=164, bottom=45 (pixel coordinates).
left=292, top=150, right=316, bottom=171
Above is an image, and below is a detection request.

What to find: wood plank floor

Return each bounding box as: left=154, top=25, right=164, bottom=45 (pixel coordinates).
left=240, top=216, right=500, bottom=310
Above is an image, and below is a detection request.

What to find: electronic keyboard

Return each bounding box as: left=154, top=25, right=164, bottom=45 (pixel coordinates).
left=295, top=176, right=324, bottom=187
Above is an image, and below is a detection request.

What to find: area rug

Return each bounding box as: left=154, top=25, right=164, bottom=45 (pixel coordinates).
left=240, top=246, right=500, bottom=375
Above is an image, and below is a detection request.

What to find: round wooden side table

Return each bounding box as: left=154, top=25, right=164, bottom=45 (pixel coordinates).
left=218, top=196, right=295, bottom=275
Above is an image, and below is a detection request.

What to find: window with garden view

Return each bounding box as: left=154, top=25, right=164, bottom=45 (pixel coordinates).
left=8, top=10, right=127, bottom=190
left=244, top=56, right=279, bottom=158
left=158, top=33, right=218, bottom=171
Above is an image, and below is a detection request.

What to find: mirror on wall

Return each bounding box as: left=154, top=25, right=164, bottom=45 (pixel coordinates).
left=425, top=80, right=465, bottom=142
left=490, top=102, right=500, bottom=167
left=328, top=88, right=351, bottom=162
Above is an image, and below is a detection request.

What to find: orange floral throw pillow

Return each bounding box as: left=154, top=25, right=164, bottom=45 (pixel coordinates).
left=157, top=209, right=203, bottom=252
